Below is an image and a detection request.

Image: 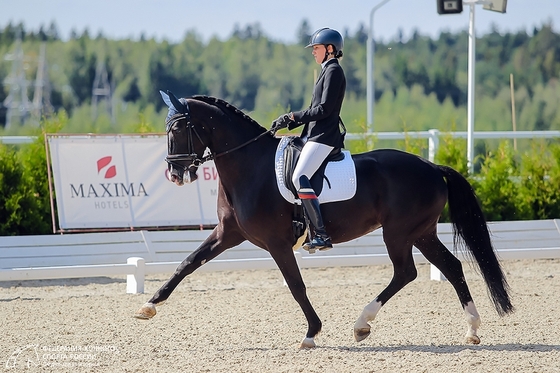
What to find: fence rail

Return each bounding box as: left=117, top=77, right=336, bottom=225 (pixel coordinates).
left=4, top=130, right=559, bottom=163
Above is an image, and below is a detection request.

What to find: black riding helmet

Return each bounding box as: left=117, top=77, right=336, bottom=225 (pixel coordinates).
left=305, top=28, right=344, bottom=60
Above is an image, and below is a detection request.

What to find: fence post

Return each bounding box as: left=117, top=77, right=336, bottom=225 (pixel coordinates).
left=127, top=257, right=145, bottom=294
left=430, top=264, right=447, bottom=281
left=428, top=129, right=440, bottom=162
left=427, top=129, right=446, bottom=281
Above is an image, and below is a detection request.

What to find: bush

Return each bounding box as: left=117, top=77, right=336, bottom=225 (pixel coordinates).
left=434, top=134, right=468, bottom=222
left=437, top=138, right=560, bottom=222
left=434, top=133, right=468, bottom=176
left=0, top=142, right=50, bottom=235
left=517, top=141, right=560, bottom=219
left=471, top=142, right=530, bottom=221
left=0, top=114, right=65, bottom=235
left=0, top=121, right=559, bottom=234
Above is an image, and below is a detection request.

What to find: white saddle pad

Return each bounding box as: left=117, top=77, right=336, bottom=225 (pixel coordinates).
left=274, top=136, right=357, bottom=204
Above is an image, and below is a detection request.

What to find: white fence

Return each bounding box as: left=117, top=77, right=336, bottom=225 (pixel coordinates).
left=2, top=133, right=560, bottom=292
left=4, top=129, right=560, bottom=162
left=344, top=129, right=560, bottom=162
left=1, top=220, right=559, bottom=293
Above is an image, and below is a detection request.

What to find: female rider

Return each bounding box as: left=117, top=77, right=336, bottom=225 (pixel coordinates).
left=271, top=28, right=346, bottom=252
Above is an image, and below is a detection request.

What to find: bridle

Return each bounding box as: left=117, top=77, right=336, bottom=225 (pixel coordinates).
left=165, top=112, right=206, bottom=174
left=165, top=107, right=273, bottom=175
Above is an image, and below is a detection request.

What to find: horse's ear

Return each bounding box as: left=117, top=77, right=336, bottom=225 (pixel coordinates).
left=160, top=90, right=173, bottom=109
left=167, top=90, right=189, bottom=114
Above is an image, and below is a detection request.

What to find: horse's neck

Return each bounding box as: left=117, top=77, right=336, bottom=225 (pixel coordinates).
left=193, top=98, right=278, bottom=190
left=196, top=99, right=265, bottom=155
left=213, top=135, right=278, bottom=191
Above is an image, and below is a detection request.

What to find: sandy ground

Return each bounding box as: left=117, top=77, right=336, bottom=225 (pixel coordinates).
left=1, top=258, right=559, bottom=373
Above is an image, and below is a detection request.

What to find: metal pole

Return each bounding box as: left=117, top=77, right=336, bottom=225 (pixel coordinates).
left=367, top=0, right=392, bottom=134
left=467, top=2, right=476, bottom=173
left=510, top=73, right=517, bottom=151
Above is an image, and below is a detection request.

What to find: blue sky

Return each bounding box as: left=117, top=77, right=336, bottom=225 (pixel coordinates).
left=1, top=0, right=558, bottom=43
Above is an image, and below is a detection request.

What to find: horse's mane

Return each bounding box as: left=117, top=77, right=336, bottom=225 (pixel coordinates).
left=191, top=95, right=266, bottom=132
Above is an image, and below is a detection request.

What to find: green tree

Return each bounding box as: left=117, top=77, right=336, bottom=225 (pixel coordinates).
left=67, top=37, right=97, bottom=105
left=296, top=19, right=312, bottom=46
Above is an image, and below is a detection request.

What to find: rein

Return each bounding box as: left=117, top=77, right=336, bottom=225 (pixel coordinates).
left=165, top=112, right=273, bottom=172
left=211, top=129, right=272, bottom=160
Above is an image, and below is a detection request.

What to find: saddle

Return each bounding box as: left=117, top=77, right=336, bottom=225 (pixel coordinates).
left=282, top=137, right=345, bottom=198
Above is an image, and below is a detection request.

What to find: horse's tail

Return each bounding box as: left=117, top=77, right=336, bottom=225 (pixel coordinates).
left=438, top=165, right=514, bottom=316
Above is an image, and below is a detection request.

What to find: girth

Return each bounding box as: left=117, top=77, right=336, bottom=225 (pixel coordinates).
left=282, top=137, right=345, bottom=198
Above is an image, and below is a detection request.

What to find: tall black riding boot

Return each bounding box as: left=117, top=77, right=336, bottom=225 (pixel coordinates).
left=298, top=177, right=332, bottom=253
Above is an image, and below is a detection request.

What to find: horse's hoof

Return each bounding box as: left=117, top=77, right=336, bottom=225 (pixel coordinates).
left=465, top=335, right=481, bottom=344
left=134, top=303, right=156, bottom=319
left=354, top=327, right=371, bottom=342
left=300, top=337, right=316, bottom=349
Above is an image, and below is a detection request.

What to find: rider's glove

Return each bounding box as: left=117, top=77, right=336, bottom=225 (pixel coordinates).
left=271, top=114, right=293, bottom=134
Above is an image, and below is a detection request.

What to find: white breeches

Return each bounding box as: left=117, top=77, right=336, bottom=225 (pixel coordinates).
left=292, top=141, right=334, bottom=191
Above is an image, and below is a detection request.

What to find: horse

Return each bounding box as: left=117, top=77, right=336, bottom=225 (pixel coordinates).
left=134, top=91, right=514, bottom=348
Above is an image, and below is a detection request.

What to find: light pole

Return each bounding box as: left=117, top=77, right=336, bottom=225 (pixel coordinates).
left=465, top=0, right=478, bottom=173
left=366, top=0, right=392, bottom=134
left=465, top=0, right=494, bottom=173
left=438, top=0, right=506, bottom=173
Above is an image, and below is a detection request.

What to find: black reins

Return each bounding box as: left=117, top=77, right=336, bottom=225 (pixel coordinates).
left=165, top=110, right=273, bottom=173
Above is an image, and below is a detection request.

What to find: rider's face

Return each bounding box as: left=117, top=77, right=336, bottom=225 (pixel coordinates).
left=312, top=45, right=326, bottom=64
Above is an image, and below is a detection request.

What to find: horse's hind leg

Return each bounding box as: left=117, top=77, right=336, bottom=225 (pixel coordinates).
left=414, top=229, right=481, bottom=344
left=354, top=233, right=417, bottom=342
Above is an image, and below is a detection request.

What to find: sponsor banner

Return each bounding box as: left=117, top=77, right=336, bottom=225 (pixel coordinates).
left=48, top=136, right=219, bottom=229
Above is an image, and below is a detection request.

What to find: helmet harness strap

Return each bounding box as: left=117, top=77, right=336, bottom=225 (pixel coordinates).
left=322, top=45, right=335, bottom=63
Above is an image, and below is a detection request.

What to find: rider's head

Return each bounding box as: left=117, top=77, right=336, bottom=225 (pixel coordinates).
left=306, top=28, right=344, bottom=64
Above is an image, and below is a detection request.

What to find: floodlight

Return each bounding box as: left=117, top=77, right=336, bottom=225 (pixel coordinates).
left=437, top=0, right=463, bottom=14
left=483, top=0, right=507, bottom=13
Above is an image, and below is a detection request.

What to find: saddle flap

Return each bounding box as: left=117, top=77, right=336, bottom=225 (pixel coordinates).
left=282, top=137, right=342, bottom=197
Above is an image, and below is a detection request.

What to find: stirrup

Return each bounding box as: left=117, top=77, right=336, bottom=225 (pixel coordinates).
left=302, top=236, right=332, bottom=254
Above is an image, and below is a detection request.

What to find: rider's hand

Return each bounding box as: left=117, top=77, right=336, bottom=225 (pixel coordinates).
left=271, top=114, right=293, bottom=134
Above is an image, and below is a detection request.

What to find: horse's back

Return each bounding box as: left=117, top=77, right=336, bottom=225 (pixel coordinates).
left=352, top=148, right=448, bottom=209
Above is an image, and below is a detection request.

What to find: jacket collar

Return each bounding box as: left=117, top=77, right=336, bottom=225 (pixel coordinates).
left=321, top=58, right=338, bottom=69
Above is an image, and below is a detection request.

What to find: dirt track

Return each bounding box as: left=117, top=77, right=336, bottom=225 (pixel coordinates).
left=1, top=258, right=559, bottom=372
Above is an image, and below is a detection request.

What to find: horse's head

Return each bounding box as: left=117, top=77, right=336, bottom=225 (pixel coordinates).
left=160, top=90, right=206, bottom=186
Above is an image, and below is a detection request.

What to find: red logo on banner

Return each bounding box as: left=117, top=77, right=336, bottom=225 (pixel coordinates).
left=97, top=156, right=117, bottom=179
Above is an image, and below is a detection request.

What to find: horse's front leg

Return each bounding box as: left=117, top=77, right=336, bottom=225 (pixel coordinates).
left=134, top=227, right=244, bottom=319
left=269, top=246, right=322, bottom=349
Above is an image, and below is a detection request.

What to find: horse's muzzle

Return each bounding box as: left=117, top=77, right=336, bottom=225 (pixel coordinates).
left=169, top=167, right=198, bottom=186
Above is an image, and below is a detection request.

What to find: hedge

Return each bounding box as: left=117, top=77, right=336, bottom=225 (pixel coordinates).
left=1, top=123, right=559, bottom=235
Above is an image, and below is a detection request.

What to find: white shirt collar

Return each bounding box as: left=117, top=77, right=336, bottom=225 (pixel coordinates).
left=321, top=58, right=335, bottom=69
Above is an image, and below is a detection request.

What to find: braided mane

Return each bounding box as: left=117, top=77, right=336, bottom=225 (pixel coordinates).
left=191, top=95, right=265, bottom=132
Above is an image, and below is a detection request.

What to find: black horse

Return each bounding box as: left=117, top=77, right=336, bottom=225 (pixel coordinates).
left=135, top=92, right=513, bottom=348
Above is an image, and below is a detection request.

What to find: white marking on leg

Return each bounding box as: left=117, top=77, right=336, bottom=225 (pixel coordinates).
left=300, top=337, right=316, bottom=349
left=355, top=299, right=382, bottom=329
left=354, top=299, right=382, bottom=342
left=134, top=302, right=157, bottom=319
left=464, top=301, right=481, bottom=344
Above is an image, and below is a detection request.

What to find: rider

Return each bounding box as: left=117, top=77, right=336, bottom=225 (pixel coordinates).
left=271, top=27, right=346, bottom=252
